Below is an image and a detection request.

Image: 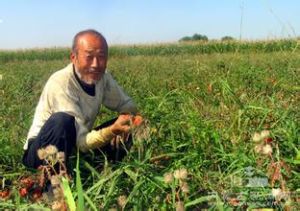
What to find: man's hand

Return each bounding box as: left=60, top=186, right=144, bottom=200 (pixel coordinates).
left=110, top=114, right=144, bottom=135
left=110, top=114, right=132, bottom=135
left=109, top=114, right=144, bottom=149
left=109, top=114, right=131, bottom=150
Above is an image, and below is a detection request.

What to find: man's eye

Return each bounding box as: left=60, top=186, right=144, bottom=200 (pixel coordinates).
left=95, top=54, right=105, bottom=58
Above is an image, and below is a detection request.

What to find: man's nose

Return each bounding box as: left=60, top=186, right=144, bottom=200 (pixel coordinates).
left=91, top=57, right=99, bottom=68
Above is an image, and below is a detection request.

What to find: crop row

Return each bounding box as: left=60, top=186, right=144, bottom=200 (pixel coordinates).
left=0, top=39, right=299, bottom=63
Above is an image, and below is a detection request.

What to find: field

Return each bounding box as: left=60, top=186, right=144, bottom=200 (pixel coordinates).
left=0, top=40, right=299, bottom=210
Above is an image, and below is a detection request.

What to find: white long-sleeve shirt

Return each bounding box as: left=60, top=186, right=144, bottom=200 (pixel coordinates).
left=24, top=63, right=137, bottom=151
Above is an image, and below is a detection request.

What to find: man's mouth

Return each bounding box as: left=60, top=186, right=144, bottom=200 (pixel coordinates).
left=88, top=70, right=102, bottom=74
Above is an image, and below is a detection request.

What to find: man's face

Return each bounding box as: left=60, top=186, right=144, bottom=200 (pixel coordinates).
left=71, top=34, right=108, bottom=84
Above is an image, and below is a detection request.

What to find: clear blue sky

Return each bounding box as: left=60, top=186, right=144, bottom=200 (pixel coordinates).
left=0, top=0, right=299, bottom=49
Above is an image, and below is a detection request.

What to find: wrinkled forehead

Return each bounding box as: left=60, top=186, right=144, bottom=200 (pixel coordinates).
left=83, top=49, right=106, bottom=55
left=77, top=34, right=108, bottom=53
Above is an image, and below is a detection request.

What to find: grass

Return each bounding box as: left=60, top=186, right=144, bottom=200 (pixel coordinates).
left=0, top=39, right=299, bottom=210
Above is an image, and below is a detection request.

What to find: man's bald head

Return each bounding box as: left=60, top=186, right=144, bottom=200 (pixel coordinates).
left=72, top=29, right=108, bottom=54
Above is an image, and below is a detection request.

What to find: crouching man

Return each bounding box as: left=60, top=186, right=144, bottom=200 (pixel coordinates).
left=22, top=29, right=141, bottom=170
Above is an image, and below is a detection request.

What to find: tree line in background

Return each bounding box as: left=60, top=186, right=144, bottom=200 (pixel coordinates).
left=179, top=33, right=234, bottom=42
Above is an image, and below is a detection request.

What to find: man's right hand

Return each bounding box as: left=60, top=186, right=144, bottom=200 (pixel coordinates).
left=110, top=114, right=132, bottom=135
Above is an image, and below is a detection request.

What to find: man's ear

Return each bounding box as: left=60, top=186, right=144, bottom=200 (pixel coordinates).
left=70, top=52, right=76, bottom=63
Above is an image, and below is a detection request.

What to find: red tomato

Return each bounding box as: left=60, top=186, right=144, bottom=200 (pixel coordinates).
left=0, top=189, right=10, bottom=198
left=133, top=115, right=143, bottom=126
left=20, top=177, right=34, bottom=189
left=19, top=188, right=28, bottom=197
left=264, top=137, right=273, bottom=144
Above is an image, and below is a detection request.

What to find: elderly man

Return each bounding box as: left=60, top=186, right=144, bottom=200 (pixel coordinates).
left=22, top=29, right=140, bottom=170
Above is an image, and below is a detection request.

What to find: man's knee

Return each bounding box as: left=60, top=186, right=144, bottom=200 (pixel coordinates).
left=48, top=112, right=75, bottom=129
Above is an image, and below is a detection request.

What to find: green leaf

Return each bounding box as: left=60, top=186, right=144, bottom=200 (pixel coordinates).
left=185, top=195, right=216, bottom=207
left=61, top=177, right=76, bottom=211
left=124, top=168, right=138, bottom=182
left=296, top=149, right=300, bottom=160
left=83, top=192, right=98, bottom=211
left=76, top=149, right=84, bottom=211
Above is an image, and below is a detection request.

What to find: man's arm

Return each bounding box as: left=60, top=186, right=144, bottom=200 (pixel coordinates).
left=85, top=114, right=133, bottom=149
left=102, top=71, right=138, bottom=114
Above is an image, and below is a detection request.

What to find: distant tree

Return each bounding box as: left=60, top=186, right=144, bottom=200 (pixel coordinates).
left=192, top=33, right=208, bottom=41
left=179, top=33, right=208, bottom=42
left=179, top=36, right=192, bottom=42
left=221, top=36, right=235, bottom=41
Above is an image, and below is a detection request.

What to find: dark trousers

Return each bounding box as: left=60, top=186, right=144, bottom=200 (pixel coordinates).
left=22, top=112, right=132, bottom=171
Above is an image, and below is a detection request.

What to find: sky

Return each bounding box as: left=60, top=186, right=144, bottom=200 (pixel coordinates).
left=0, top=0, right=299, bottom=49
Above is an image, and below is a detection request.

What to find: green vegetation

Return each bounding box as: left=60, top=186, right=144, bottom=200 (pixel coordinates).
left=179, top=33, right=209, bottom=42
left=1, top=39, right=298, bottom=62
left=221, top=36, right=235, bottom=41
left=0, top=39, right=299, bottom=210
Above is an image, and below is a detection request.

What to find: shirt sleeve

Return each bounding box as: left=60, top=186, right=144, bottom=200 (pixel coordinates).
left=102, top=71, right=138, bottom=114
left=78, top=125, right=115, bottom=152
left=86, top=128, right=115, bottom=149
